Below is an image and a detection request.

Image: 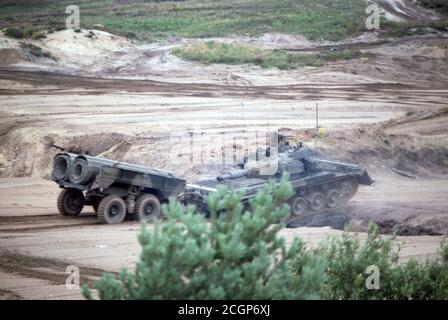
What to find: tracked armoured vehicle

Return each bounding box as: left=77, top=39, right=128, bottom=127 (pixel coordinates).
left=52, top=152, right=185, bottom=224
left=181, top=143, right=373, bottom=218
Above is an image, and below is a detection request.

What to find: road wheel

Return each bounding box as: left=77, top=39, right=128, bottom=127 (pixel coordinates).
left=135, top=194, right=161, bottom=222
left=326, top=189, right=342, bottom=208
left=57, top=188, right=84, bottom=216
left=97, top=195, right=126, bottom=224
left=308, top=192, right=326, bottom=212
left=290, top=194, right=308, bottom=217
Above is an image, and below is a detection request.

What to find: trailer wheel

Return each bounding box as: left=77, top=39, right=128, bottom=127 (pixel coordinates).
left=97, top=195, right=126, bottom=224
left=135, top=194, right=161, bottom=222
left=290, top=195, right=308, bottom=217
left=308, top=192, right=326, bottom=212
left=57, top=188, right=84, bottom=216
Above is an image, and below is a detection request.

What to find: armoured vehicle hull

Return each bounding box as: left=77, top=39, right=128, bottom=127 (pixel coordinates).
left=181, top=145, right=373, bottom=218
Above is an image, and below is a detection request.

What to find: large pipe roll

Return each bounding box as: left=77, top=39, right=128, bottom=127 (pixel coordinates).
left=52, top=153, right=76, bottom=181
left=68, top=154, right=176, bottom=186
left=69, top=156, right=100, bottom=185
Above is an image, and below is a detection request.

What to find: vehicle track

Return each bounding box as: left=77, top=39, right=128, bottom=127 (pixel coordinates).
left=0, top=214, right=101, bottom=233
left=0, top=250, right=109, bottom=299
left=1, top=68, right=447, bottom=107
left=283, top=35, right=448, bottom=52
left=0, top=250, right=106, bottom=284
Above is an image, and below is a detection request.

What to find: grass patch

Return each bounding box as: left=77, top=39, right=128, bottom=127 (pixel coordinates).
left=2, top=1, right=446, bottom=42
left=173, top=41, right=367, bottom=69
left=1, top=0, right=367, bottom=41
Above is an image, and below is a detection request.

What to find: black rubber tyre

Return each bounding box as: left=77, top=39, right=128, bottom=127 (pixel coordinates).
left=290, top=194, right=308, bottom=217
left=308, top=192, right=326, bottom=212
left=57, top=188, right=84, bottom=216
left=97, top=195, right=126, bottom=224
left=135, top=194, right=161, bottom=222
left=326, top=189, right=342, bottom=208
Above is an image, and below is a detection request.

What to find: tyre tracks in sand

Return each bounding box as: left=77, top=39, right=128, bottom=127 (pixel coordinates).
left=1, top=68, right=447, bottom=107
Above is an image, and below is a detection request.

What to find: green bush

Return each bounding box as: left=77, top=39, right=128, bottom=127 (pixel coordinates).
left=4, top=27, right=24, bottom=38
left=83, top=173, right=326, bottom=300
left=302, top=223, right=448, bottom=299
left=20, top=42, right=53, bottom=59
left=83, top=175, right=448, bottom=300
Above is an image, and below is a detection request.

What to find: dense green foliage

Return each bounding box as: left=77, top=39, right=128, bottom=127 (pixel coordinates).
left=83, top=174, right=448, bottom=300
left=173, top=41, right=367, bottom=69
left=300, top=224, right=448, bottom=299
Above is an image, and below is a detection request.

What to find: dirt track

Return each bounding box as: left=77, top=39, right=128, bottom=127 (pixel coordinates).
left=0, top=177, right=446, bottom=299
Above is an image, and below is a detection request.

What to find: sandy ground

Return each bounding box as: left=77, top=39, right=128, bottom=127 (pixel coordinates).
left=0, top=6, right=448, bottom=299
left=0, top=177, right=446, bottom=300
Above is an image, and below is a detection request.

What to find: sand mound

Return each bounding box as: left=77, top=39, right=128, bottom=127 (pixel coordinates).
left=0, top=49, right=23, bottom=65
left=40, top=29, right=132, bottom=65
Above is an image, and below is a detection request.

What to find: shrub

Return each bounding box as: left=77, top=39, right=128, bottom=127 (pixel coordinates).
left=20, top=42, right=52, bottom=58
left=304, top=223, right=448, bottom=299
left=4, top=27, right=24, bottom=39
left=82, top=173, right=326, bottom=300
left=20, top=42, right=56, bottom=61
left=30, top=31, right=46, bottom=40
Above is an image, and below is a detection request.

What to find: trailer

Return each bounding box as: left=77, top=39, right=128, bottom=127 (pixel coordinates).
left=52, top=153, right=185, bottom=224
